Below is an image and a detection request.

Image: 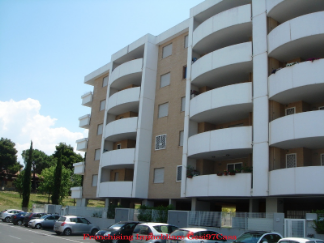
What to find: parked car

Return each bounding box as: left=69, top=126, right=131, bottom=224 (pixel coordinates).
left=167, top=228, right=227, bottom=243
left=233, top=231, right=282, bottom=243
left=278, top=237, right=324, bottom=243
left=95, top=221, right=140, bottom=242
left=0, top=209, right=23, bottom=223
left=23, top=212, right=47, bottom=227
left=131, top=223, right=178, bottom=243
left=54, top=215, right=100, bottom=236
left=28, top=214, right=60, bottom=229
left=11, top=212, right=27, bottom=225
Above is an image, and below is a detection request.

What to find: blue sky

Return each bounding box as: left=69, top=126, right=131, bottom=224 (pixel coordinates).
left=0, top=0, right=202, bottom=162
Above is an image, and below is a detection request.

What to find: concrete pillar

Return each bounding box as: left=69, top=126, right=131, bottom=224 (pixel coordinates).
left=76, top=198, right=88, bottom=207
left=169, top=199, right=176, bottom=208
left=266, top=198, right=284, bottom=213
left=249, top=199, right=259, bottom=212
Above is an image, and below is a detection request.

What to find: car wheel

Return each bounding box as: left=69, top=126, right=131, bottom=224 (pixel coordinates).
left=64, top=228, right=72, bottom=236
left=5, top=217, right=11, bottom=223
left=17, top=220, right=22, bottom=226
left=35, top=224, right=42, bottom=229
left=91, top=229, right=98, bottom=236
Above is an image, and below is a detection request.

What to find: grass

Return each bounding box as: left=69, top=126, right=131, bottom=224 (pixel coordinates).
left=0, top=191, right=105, bottom=212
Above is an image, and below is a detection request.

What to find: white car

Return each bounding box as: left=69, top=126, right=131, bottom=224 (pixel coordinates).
left=278, top=237, right=324, bottom=243
left=132, top=223, right=178, bottom=243
left=167, top=228, right=227, bottom=243
left=0, top=209, right=23, bottom=223
left=28, top=214, right=60, bottom=229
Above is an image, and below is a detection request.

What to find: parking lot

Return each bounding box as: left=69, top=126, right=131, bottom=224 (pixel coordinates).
left=0, top=220, right=96, bottom=243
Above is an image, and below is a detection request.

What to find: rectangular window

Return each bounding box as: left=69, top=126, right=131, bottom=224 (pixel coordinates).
left=184, top=35, right=188, bottom=48
left=94, top=149, right=101, bottom=160
left=179, top=130, right=184, bottom=146
left=227, top=162, right=242, bottom=171
left=160, top=73, right=170, bottom=88
left=181, top=97, right=185, bottom=112
left=97, top=124, right=103, bottom=135
left=321, top=154, right=324, bottom=166
left=103, top=76, right=108, bottom=87
left=155, top=134, right=166, bottom=150
left=286, top=153, right=297, bottom=168
left=285, top=107, right=295, bottom=115
left=162, top=44, right=172, bottom=58
left=92, top=174, right=98, bottom=186
left=176, top=166, right=182, bottom=182
left=183, top=66, right=187, bottom=79
left=100, top=100, right=106, bottom=111
left=117, top=144, right=121, bottom=149
left=158, top=103, right=168, bottom=118
left=154, top=168, right=164, bottom=183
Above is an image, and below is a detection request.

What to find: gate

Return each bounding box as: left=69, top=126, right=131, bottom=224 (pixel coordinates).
left=284, top=219, right=305, bottom=237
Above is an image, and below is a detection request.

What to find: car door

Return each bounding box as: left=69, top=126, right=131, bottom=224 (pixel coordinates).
left=77, top=217, right=91, bottom=233
left=43, top=216, right=54, bottom=228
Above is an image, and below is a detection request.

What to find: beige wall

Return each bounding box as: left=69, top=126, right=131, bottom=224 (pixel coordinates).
left=148, top=32, right=188, bottom=199
left=83, top=73, right=108, bottom=199
left=110, top=168, right=134, bottom=181
left=113, top=139, right=136, bottom=150
left=115, top=111, right=138, bottom=120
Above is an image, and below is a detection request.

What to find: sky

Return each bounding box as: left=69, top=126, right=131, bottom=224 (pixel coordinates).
left=0, top=0, right=202, bottom=164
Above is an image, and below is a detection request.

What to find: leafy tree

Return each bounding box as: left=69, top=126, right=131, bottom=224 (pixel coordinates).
left=53, top=143, right=83, bottom=171
left=21, top=149, right=55, bottom=175
left=51, top=151, right=62, bottom=205
left=22, top=141, right=33, bottom=210
left=0, top=138, right=20, bottom=173
left=13, top=170, right=25, bottom=197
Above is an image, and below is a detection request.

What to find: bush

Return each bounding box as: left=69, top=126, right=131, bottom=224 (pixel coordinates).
left=313, top=210, right=324, bottom=234
left=137, top=205, right=174, bottom=223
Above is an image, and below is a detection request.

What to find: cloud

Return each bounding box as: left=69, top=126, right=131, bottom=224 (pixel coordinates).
left=0, top=98, right=84, bottom=164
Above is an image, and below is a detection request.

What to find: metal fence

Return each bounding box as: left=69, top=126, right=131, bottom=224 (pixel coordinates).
left=127, top=209, right=168, bottom=223
left=64, top=206, right=104, bottom=218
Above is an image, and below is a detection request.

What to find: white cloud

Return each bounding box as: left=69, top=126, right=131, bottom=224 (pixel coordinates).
left=0, top=98, right=84, bottom=163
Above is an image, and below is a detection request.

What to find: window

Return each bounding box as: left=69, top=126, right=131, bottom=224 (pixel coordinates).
left=160, top=73, right=170, bottom=88
left=181, top=97, right=185, bottom=111
left=179, top=130, right=184, bottom=146
left=176, top=165, right=182, bottom=181
left=103, top=76, right=108, bottom=87
left=321, top=154, right=324, bottom=166
left=97, top=124, right=103, bottom=135
left=94, top=149, right=101, bottom=160
left=117, top=144, right=121, bottom=149
left=92, top=174, right=98, bottom=186
left=155, top=134, right=166, bottom=150
left=183, top=66, right=187, bottom=79
left=154, top=168, right=164, bottom=183
left=100, top=100, right=106, bottom=111
left=227, top=163, right=242, bottom=171
left=184, top=35, right=188, bottom=48
left=319, top=106, right=324, bottom=110
left=286, top=153, right=297, bottom=168
left=114, top=172, right=119, bottom=181
left=158, top=103, right=168, bottom=118
left=285, top=107, right=295, bottom=115
left=162, top=43, right=172, bottom=58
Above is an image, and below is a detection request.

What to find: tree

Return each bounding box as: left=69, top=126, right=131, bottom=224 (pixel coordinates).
left=22, top=141, right=33, bottom=210
left=0, top=138, right=20, bottom=173
left=51, top=151, right=62, bottom=205
left=13, top=170, right=24, bottom=197
left=53, top=143, right=83, bottom=171
left=21, top=149, right=55, bottom=175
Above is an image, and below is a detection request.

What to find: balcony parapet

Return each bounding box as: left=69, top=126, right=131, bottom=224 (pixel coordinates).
left=107, top=87, right=140, bottom=115
left=78, top=114, right=90, bottom=129
left=100, top=148, right=135, bottom=168
left=98, top=181, right=132, bottom=198
left=73, top=162, right=85, bottom=175
left=76, top=138, right=88, bottom=152
left=70, top=187, right=82, bottom=199
left=104, top=117, right=138, bottom=141
left=81, top=92, right=92, bottom=107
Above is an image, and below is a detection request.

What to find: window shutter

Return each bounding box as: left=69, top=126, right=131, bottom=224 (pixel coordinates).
left=160, top=73, right=170, bottom=88
left=179, top=131, right=184, bottom=146
left=92, top=175, right=98, bottom=186
left=158, top=103, right=168, bottom=118
left=95, top=149, right=101, bottom=160
left=154, top=168, right=164, bottom=183
left=103, top=76, right=108, bottom=87
left=97, top=124, right=103, bottom=135
left=181, top=97, right=185, bottom=111
left=177, top=166, right=182, bottom=181
left=155, top=134, right=166, bottom=150
left=100, top=100, right=106, bottom=111
left=184, top=35, right=188, bottom=48
left=162, top=44, right=172, bottom=58
left=286, top=154, right=297, bottom=168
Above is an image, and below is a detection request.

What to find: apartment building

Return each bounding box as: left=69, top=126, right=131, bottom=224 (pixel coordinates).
left=72, top=0, right=324, bottom=215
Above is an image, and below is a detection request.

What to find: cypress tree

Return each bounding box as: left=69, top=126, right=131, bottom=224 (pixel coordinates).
left=51, top=151, right=62, bottom=205
left=22, top=141, right=33, bottom=211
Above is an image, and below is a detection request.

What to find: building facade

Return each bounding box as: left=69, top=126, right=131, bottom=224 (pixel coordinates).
left=72, top=0, right=324, bottom=214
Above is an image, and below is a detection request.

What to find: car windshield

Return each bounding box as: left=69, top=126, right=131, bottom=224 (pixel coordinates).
left=235, top=232, right=264, bottom=243
left=57, top=217, right=66, bottom=222
left=25, top=213, right=32, bottom=217
left=107, top=223, right=124, bottom=230
left=40, top=215, right=47, bottom=219
left=170, top=230, right=190, bottom=237
left=153, top=225, right=178, bottom=233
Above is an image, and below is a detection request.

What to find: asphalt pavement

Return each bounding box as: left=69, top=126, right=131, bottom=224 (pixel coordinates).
left=0, top=220, right=97, bottom=243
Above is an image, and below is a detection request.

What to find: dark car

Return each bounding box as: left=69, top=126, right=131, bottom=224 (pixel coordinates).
left=233, top=231, right=282, bottom=243
left=11, top=212, right=27, bottom=225
left=95, top=221, right=140, bottom=242
left=23, top=213, right=46, bottom=227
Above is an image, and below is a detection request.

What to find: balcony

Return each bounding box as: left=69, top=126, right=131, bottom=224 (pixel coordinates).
left=268, top=11, right=324, bottom=62
left=81, top=92, right=92, bottom=107
left=78, top=114, right=90, bottom=129
left=190, top=82, right=252, bottom=123
left=186, top=173, right=251, bottom=197
left=193, top=4, right=252, bottom=54
left=188, top=126, right=252, bottom=159
left=101, top=148, right=135, bottom=168
left=269, top=111, right=324, bottom=149
left=269, top=166, right=324, bottom=196
left=191, top=42, right=252, bottom=88
left=267, top=0, right=324, bottom=24
left=268, top=59, right=324, bottom=104
left=109, top=58, right=143, bottom=89
left=73, top=162, right=84, bottom=175
left=70, top=187, right=82, bottom=198
left=98, top=181, right=132, bottom=198
left=76, top=138, right=88, bottom=152
left=104, top=117, right=138, bottom=142
left=107, top=87, right=140, bottom=115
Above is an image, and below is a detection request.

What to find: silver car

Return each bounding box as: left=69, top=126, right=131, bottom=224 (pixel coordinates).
left=0, top=209, right=23, bottom=223
left=29, top=214, right=60, bottom=229
left=131, top=223, right=178, bottom=243
left=167, top=228, right=227, bottom=243
left=53, top=215, right=100, bottom=236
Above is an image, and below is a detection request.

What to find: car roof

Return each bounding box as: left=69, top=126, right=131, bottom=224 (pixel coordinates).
left=138, top=222, right=171, bottom=226
left=117, top=221, right=140, bottom=224
left=280, top=238, right=323, bottom=242
left=177, top=228, right=214, bottom=232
